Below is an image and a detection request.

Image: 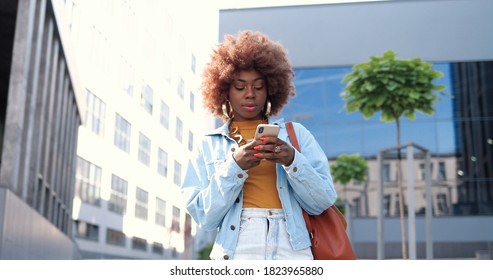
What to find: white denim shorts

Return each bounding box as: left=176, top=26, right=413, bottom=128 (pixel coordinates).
left=232, top=208, right=313, bottom=260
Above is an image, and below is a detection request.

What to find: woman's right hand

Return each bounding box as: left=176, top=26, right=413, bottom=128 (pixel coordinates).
left=232, top=140, right=263, bottom=170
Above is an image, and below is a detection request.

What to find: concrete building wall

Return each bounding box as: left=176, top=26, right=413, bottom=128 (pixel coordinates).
left=0, top=0, right=84, bottom=259
left=0, top=189, right=81, bottom=259
left=219, top=0, right=493, bottom=67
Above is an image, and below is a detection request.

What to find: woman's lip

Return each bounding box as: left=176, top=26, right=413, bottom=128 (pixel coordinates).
left=243, top=104, right=257, bottom=111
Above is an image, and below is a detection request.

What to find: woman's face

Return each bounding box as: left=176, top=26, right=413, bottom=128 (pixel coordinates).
left=228, top=69, right=268, bottom=121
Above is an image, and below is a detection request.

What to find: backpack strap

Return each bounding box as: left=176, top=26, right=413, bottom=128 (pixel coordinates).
left=286, top=122, right=300, bottom=152
left=286, top=121, right=314, bottom=236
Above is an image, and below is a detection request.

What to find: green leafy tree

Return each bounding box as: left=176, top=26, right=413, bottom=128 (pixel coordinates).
left=331, top=154, right=369, bottom=204
left=196, top=242, right=214, bottom=260
left=341, top=50, right=445, bottom=259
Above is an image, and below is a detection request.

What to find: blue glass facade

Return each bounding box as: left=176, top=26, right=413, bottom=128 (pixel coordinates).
left=280, top=61, right=493, bottom=216
left=281, top=63, right=455, bottom=158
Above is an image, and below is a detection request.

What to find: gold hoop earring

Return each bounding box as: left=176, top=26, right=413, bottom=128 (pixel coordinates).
left=265, top=100, right=271, bottom=117
left=222, top=101, right=233, bottom=119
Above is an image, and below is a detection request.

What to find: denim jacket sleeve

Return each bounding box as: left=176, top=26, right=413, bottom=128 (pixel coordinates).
left=181, top=134, right=247, bottom=231
left=283, top=122, right=338, bottom=215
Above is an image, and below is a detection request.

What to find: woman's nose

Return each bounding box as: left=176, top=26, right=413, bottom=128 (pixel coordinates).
left=244, top=86, right=255, bottom=97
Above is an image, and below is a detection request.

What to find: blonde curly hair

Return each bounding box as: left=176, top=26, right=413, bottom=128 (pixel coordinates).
left=201, top=30, right=296, bottom=120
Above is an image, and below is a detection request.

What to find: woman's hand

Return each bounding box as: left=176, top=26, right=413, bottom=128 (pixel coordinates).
left=232, top=140, right=263, bottom=170
left=232, top=136, right=295, bottom=169
left=252, top=136, right=295, bottom=166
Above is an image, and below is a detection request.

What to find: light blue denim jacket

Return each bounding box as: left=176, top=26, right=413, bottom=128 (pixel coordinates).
left=181, top=117, right=337, bottom=260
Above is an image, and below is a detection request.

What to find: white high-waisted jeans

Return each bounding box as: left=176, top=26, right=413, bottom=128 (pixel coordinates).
left=232, top=208, right=313, bottom=260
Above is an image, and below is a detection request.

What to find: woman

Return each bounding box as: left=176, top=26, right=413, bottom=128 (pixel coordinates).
left=181, top=30, right=337, bottom=260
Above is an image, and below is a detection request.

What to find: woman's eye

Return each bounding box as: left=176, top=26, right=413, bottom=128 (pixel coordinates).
left=232, top=82, right=265, bottom=91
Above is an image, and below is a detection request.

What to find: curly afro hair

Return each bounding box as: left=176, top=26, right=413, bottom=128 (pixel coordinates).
left=201, top=30, right=296, bottom=120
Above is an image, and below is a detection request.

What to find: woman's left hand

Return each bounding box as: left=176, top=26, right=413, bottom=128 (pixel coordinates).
left=252, top=136, right=295, bottom=166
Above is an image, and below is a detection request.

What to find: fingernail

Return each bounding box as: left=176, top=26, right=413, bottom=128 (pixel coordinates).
left=253, top=153, right=261, bottom=157
left=254, top=146, right=260, bottom=150
left=260, top=136, right=266, bottom=141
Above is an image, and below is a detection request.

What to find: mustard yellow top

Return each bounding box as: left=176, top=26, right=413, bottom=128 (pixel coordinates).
left=230, top=120, right=282, bottom=209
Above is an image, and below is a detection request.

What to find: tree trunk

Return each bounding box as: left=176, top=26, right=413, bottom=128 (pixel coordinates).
left=396, top=118, right=408, bottom=259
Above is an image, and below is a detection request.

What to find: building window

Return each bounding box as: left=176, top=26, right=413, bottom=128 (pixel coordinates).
left=109, top=174, right=128, bottom=215
left=420, top=162, right=434, bottom=180
left=155, top=198, right=166, bottom=227
left=419, top=163, right=425, bottom=180
left=64, top=0, right=77, bottom=31
left=172, top=206, right=180, bottom=232
left=162, top=54, right=172, bottom=85
left=189, top=91, right=195, bottom=112
left=89, top=25, right=110, bottom=73
left=138, top=132, right=151, bottom=166
left=383, top=164, right=390, bottom=182
left=438, top=161, right=447, bottom=181
left=85, top=89, right=106, bottom=136
left=75, top=157, right=101, bottom=206
left=188, top=130, right=194, bottom=151
left=106, top=228, right=126, bottom=247
left=191, top=53, right=196, bottom=73
left=119, top=56, right=134, bottom=96
left=394, top=193, right=407, bottom=216
left=383, top=194, right=391, bottom=216
left=352, top=197, right=361, bottom=217
left=174, top=161, right=182, bottom=186
left=152, top=242, right=164, bottom=255
left=160, top=101, right=170, bottom=129
left=157, top=148, right=168, bottom=177
left=163, top=11, right=172, bottom=45
left=121, top=2, right=136, bottom=46
left=175, top=117, right=183, bottom=142
left=141, top=82, right=153, bottom=114
left=135, top=187, right=148, bottom=220
left=185, top=214, right=192, bottom=236
left=131, top=237, right=147, bottom=251
left=177, top=35, right=186, bottom=64
left=437, top=193, right=449, bottom=214
left=177, top=77, right=184, bottom=99
left=114, top=113, right=131, bottom=153
left=74, top=220, right=99, bottom=242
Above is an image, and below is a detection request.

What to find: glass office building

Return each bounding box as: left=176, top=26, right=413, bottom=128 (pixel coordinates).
left=279, top=61, right=493, bottom=217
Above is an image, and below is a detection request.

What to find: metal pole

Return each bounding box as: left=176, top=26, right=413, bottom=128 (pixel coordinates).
left=407, top=146, right=416, bottom=259
left=345, top=202, right=352, bottom=242
left=377, top=151, right=384, bottom=259
left=425, top=151, right=434, bottom=259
